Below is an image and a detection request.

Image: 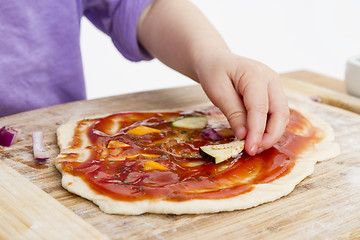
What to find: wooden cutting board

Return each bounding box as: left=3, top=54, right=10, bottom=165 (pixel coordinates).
left=1, top=72, right=360, bottom=240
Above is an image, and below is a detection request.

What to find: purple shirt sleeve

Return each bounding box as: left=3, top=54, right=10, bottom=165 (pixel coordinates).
left=0, top=1, right=156, bottom=117
left=84, top=0, right=155, bottom=62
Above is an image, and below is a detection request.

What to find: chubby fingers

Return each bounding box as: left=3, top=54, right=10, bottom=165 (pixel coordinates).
left=258, top=79, right=290, bottom=151
left=241, top=72, right=289, bottom=155
left=201, top=72, right=278, bottom=156
left=200, top=73, right=248, bottom=140
left=240, top=75, right=269, bottom=155
left=198, top=58, right=289, bottom=156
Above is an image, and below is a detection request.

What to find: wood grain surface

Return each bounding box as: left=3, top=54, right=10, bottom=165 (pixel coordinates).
left=0, top=161, right=108, bottom=240
left=0, top=73, right=359, bottom=240
left=281, top=70, right=347, bottom=93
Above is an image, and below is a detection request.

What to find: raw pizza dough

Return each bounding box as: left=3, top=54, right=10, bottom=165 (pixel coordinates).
left=55, top=105, right=340, bottom=215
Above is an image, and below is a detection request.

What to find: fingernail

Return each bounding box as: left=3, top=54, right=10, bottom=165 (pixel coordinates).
left=250, top=145, right=258, bottom=156
left=256, top=147, right=263, bottom=155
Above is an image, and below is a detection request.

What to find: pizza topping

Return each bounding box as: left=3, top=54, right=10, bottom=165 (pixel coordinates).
left=171, top=116, right=207, bottom=129
left=107, top=140, right=131, bottom=149
left=216, top=128, right=235, bottom=138
left=199, top=140, right=245, bottom=164
left=180, top=160, right=207, bottom=167
left=0, top=126, right=20, bottom=147
left=126, top=126, right=161, bottom=135
left=126, top=154, right=161, bottom=159
left=144, top=161, right=169, bottom=171
left=201, top=128, right=224, bottom=140
left=32, top=131, right=50, bottom=160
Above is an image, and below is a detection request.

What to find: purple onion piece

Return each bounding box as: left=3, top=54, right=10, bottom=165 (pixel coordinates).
left=201, top=128, right=224, bottom=141
left=32, top=131, right=50, bottom=160
left=0, top=126, right=20, bottom=147
left=310, top=96, right=322, bottom=103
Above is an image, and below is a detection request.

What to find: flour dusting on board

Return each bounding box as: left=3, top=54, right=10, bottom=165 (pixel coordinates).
left=345, top=167, right=360, bottom=187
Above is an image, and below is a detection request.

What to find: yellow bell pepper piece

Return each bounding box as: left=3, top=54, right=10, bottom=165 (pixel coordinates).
left=144, top=161, right=169, bottom=171
left=126, top=126, right=161, bottom=136
left=126, top=154, right=161, bottom=159
left=107, top=140, right=131, bottom=149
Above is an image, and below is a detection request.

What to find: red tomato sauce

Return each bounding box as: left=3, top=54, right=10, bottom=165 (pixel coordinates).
left=60, top=108, right=322, bottom=201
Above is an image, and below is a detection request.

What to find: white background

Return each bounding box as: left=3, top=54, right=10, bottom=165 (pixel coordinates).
left=80, top=0, right=360, bottom=100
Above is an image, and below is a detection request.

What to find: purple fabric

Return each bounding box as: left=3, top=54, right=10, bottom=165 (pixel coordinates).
left=0, top=0, right=154, bottom=117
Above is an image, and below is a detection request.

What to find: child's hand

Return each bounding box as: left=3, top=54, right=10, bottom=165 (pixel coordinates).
left=196, top=50, right=289, bottom=155
left=138, top=0, right=289, bottom=155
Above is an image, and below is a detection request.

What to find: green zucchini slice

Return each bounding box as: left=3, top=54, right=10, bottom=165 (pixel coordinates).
left=171, top=116, right=207, bottom=129
left=199, top=140, right=245, bottom=164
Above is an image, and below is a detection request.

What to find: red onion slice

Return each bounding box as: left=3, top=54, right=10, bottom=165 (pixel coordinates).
left=0, top=126, right=20, bottom=147
left=32, top=131, right=50, bottom=160
left=310, top=96, right=322, bottom=103
left=201, top=128, right=224, bottom=141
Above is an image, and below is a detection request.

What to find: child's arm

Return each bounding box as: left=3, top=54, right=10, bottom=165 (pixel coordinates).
left=138, top=0, right=289, bottom=156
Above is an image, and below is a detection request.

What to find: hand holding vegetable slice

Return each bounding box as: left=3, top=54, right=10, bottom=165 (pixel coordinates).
left=199, top=140, right=245, bottom=164
left=32, top=131, right=50, bottom=160
left=0, top=126, right=20, bottom=147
